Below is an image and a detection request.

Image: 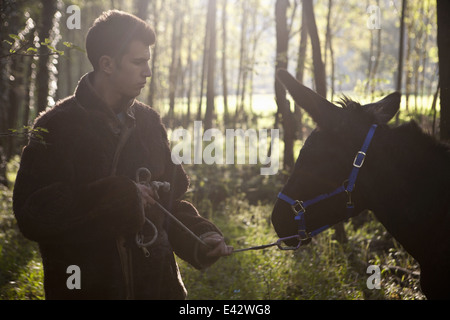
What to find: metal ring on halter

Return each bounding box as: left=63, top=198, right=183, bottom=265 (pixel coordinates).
left=135, top=217, right=158, bottom=248
left=135, top=168, right=158, bottom=257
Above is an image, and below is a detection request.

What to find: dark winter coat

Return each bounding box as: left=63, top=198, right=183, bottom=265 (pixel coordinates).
left=13, top=73, right=221, bottom=300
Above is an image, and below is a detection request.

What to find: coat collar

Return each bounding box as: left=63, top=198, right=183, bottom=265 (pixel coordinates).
left=74, top=72, right=136, bottom=134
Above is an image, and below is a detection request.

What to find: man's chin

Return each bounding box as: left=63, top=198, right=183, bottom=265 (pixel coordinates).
left=123, top=90, right=141, bottom=100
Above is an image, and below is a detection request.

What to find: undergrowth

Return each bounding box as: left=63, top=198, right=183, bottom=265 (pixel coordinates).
left=0, top=157, right=425, bottom=300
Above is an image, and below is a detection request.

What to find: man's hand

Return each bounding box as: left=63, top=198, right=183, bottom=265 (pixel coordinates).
left=136, top=183, right=157, bottom=207
left=201, top=233, right=233, bottom=257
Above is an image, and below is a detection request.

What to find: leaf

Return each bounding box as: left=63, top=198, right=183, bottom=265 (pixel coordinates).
left=9, top=34, right=20, bottom=40
left=26, top=47, right=38, bottom=53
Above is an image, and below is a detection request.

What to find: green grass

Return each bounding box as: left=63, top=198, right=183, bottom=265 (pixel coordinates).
left=0, top=159, right=425, bottom=300
left=0, top=183, right=44, bottom=300
left=176, top=186, right=425, bottom=300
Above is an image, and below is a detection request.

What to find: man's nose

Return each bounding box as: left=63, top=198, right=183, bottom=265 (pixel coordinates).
left=143, top=64, right=152, bottom=78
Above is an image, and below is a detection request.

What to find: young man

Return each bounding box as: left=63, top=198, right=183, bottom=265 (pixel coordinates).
left=13, top=10, right=232, bottom=300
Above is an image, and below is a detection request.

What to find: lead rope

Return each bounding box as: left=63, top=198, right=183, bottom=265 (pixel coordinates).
left=135, top=168, right=212, bottom=256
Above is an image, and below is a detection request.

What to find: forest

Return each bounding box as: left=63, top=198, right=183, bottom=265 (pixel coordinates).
left=0, top=0, right=449, bottom=300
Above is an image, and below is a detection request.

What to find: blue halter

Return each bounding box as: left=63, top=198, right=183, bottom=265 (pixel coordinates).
left=277, top=124, right=378, bottom=244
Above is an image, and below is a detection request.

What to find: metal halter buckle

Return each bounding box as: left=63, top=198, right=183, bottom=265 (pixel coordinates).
left=291, top=200, right=306, bottom=215
left=353, top=151, right=367, bottom=168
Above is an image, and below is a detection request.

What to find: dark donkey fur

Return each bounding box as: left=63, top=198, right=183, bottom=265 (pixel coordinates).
left=271, top=69, right=450, bottom=299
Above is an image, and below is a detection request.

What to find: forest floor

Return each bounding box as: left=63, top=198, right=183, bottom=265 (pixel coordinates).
left=0, top=156, right=425, bottom=300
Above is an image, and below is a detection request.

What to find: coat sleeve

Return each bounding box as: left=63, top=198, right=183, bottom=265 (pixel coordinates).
left=155, top=122, right=223, bottom=269
left=167, top=198, right=223, bottom=269
left=12, top=116, right=145, bottom=245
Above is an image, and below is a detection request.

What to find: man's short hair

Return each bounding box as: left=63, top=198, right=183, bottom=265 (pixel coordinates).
left=86, top=10, right=156, bottom=71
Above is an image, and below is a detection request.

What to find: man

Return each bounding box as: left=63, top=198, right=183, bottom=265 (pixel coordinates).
left=13, top=10, right=232, bottom=300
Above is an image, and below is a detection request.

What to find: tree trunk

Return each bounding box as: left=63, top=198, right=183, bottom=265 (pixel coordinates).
left=36, top=0, right=57, bottom=114
left=396, top=0, right=406, bottom=93
left=324, top=0, right=335, bottom=101
left=221, top=0, right=229, bottom=126
left=204, top=0, right=217, bottom=130
left=148, top=0, right=160, bottom=107
left=295, top=2, right=308, bottom=141
left=185, top=21, right=194, bottom=127
left=196, top=5, right=210, bottom=121
left=437, top=0, right=450, bottom=141
left=303, top=0, right=326, bottom=97
left=133, top=0, right=149, bottom=20
left=234, top=1, right=248, bottom=124
left=275, top=0, right=295, bottom=172
left=168, top=6, right=182, bottom=126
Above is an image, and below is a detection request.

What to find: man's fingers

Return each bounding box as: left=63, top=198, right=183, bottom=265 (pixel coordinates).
left=137, top=184, right=156, bottom=206
left=202, top=235, right=233, bottom=257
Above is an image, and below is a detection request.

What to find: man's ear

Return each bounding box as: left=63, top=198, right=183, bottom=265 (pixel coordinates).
left=98, top=55, right=115, bottom=75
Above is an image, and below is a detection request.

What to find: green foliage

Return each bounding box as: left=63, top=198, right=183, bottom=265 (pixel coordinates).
left=0, top=183, right=44, bottom=300
left=0, top=159, right=424, bottom=300
left=177, top=179, right=425, bottom=300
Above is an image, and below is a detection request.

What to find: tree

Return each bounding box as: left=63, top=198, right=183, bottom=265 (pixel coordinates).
left=303, top=0, right=326, bottom=97
left=275, top=0, right=296, bottom=171
left=221, top=0, right=230, bottom=126
left=35, top=0, right=57, bottom=114
left=168, top=5, right=183, bottom=126
left=204, top=0, right=217, bottom=130
left=396, top=0, right=406, bottom=93
left=437, top=0, right=450, bottom=141
left=234, top=1, right=249, bottom=125
left=294, top=2, right=309, bottom=141
left=324, top=0, right=336, bottom=101
left=147, top=0, right=160, bottom=108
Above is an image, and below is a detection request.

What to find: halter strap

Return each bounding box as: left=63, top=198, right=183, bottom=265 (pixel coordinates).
left=277, top=124, right=378, bottom=243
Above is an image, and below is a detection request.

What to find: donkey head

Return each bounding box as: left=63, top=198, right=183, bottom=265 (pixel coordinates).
left=271, top=69, right=400, bottom=247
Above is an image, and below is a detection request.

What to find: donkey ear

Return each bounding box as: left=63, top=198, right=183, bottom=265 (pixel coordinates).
left=364, top=92, right=401, bottom=124
left=276, top=69, right=341, bottom=129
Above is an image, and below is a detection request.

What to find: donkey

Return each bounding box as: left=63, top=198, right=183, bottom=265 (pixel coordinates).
left=271, top=69, right=450, bottom=299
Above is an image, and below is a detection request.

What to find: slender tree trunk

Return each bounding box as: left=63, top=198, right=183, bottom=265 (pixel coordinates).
left=234, top=1, right=248, bottom=124
left=296, top=5, right=308, bottom=85
left=197, top=6, right=210, bottom=121
left=36, top=0, right=57, bottom=114
left=295, top=3, right=308, bottom=141
left=437, top=0, right=450, bottom=141
left=133, top=0, right=149, bottom=20
left=168, top=6, right=182, bottom=126
left=325, top=0, right=335, bottom=101
left=303, top=0, right=326, bottom=97
left=405, top=13, right=412, bottom=112
left=185, top=24, right=194, bottom=126
left=397, top=0, right=406, bottom=93
left=370, top=26, right=381, bottom=100
left=148, top=0, right=160, bottom=107
left=221, top=0, right=229, bottom=126
left=275, top=0, right=295, bottom=171
left=204, top=0, right=217, bottom=130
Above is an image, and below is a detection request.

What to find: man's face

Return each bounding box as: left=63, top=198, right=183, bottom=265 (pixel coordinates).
left=110, top=40, right=152, bottom=99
